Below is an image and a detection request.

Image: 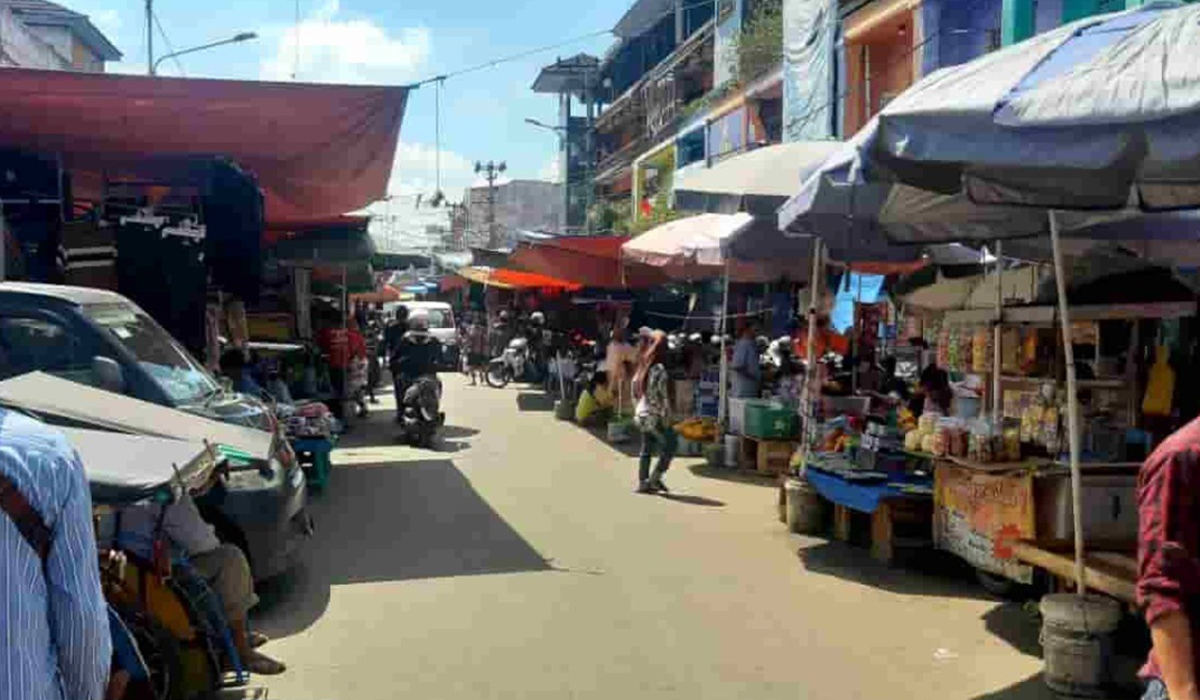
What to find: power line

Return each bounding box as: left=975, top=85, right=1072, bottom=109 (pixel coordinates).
left=151, top=10, right=186, bottom=76
left=406, top=28, right=614, bottom=89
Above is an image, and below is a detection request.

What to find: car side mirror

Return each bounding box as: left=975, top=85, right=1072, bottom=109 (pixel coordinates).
left=91, top=356, right=126, bottom=394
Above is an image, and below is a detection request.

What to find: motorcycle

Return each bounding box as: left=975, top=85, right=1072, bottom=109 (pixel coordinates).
left=486, top=336, right=532, bottom=388
left=399, top=375, right=444, bottom=448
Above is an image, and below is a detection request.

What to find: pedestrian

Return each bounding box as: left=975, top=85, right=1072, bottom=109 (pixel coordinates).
left=119, top=490, right=286, bottom=676
left=0, top=408, right=111, bottom=700
left=632, top=331, right=676, bottom=494
left=465, top=313, right=488, bottom=386
left=386, top=306, right=410, bottom=419
left=731, top=320, right=762, bottom=399
left=1137, top=416, right=1200, bottom=700
left=364, top=309, right=381, bottom=404
left=605, top=327, right=636, bottom=415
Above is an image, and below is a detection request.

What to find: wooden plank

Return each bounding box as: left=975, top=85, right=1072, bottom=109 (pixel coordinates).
left=871, top=502, right=895, bottom=565
left=1091, top=552, right=1138, bottom=578
left=1011, top=541, right=1136, bottom=603
left=833, top=504, right=852, bottom=542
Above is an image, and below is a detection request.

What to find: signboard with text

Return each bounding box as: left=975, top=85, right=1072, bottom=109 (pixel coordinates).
left=934, top=463, right=1035, bottom=583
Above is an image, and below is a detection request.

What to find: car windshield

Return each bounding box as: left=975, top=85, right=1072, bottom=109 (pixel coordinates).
left=85, top=303, right=219, bottom=404
left=423, top=309, right=454, bottom=329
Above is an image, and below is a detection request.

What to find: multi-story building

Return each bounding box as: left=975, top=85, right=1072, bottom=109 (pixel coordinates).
left=0, top=0, right=121, bottom=72
left=463, top=179, right=564, bottom=249
left=532, top=54, right=601, bottom=233
left=1001, top=0, right=1197, bottom=46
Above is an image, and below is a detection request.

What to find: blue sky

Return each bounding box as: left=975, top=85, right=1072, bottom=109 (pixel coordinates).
left=64, top=0, right=626, bottom=239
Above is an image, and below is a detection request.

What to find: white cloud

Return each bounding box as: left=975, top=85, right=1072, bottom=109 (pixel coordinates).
left=387, top=141, right=477, bottom=200
left=260, top=0, right=430, bottom=84
left=91, top=8, right=120, bottom=35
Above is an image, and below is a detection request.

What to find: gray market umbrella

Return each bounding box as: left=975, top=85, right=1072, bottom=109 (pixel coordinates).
left=781, top=1, right=1200, bottom=597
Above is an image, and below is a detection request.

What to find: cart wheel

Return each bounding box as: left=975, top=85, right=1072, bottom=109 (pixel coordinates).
left=125, top=611, right=186, bottom=700
left=975, top=568, right=1022, bottom=600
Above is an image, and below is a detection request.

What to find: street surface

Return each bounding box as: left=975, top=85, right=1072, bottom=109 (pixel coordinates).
left=253, top=374, right=1055, bottom=700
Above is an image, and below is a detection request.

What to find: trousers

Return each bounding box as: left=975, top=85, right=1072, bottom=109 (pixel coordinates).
left=638, top=424, right=677, bottom=485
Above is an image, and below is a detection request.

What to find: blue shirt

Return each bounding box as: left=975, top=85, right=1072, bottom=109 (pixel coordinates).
left=731, top=337, right=761, bottom=399
left=0, top=410, right=110, bottom=700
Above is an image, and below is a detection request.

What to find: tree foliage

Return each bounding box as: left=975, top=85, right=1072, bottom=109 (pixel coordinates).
left=734, top=0, right=783, bottom=85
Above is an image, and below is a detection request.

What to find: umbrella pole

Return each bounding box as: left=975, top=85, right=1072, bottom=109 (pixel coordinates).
left=1049, top=211, right=1086, bottom=595
left=993, top=240, right=1003, bottom=422
left=800, top=241, right=823, bottom=471
left=718, top=260, right=731, bottom=433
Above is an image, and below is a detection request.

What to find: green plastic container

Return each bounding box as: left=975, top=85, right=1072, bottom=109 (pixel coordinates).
left=744, top=401, right=799, bottom=440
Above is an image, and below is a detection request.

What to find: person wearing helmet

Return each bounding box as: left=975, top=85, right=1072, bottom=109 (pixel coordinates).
left=386, top=306, right=411, bottom=420
left=396, top=314, right=440, bottom=391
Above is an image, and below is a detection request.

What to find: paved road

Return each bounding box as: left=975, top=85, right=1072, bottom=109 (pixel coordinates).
left=254, top=374, right=1056, bottom=700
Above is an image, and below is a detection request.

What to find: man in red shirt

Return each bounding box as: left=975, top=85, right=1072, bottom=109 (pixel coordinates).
left=1138, top=417, right=1200, bottom=700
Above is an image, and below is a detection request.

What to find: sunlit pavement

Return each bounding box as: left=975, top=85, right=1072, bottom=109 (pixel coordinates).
left=252, top=373, right=1054, bottom=700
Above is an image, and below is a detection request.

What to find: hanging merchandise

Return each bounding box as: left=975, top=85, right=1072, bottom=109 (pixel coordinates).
left=937, top=325, right=950, bottom=368
left=957, top=325, right=973, bottom=373
left=204, top=160, right=265, bottom=304
left=1001, top=327, right=1022, bottom=375
left=1143, top=345, right=1176, bottom=417
left=972, top=326, right=993, bottom=374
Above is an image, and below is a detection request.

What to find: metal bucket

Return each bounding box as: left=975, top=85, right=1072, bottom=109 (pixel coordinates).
left=1039, top=593, right=1123, bottom=697
left=724, top=434, right=740, bottom=469
left=553, top=399, right=573, bottom=421
left=785, top=477, right=824, bottom=534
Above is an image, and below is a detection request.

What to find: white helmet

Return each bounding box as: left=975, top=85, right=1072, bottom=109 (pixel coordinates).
left=408, top=315, right=429, bottom=332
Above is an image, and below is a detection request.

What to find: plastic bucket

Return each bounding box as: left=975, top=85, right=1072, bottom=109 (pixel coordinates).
left=724, top=434, right=740, bottom=469
left=553, top=399, right=573, bottom=421
left=1039, top=593, right=1123, bottom=697
left=785, top=477, right=824, bottom=534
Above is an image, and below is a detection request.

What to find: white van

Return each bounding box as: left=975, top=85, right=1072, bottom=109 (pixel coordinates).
left=383, top=301, right=459, bottom=368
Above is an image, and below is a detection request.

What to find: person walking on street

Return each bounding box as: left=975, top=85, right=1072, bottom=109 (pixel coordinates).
left=386, top=306, right=410, bottom=419
left=731, top=320, right=762, bottom=399
left=633, top=331, right=676, bottom=494
left=465, top=313, right=488, bottom=386
left=0, top=408, right=111, bottom=700
left=1137, top=416, right=1200, bottom=700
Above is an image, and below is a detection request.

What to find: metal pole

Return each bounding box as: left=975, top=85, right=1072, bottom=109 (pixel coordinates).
left=800, top=241, right=823, bottom=472
left=146, top=0, right=154, bottom=75
left=717, top=260, right=732, bottom=433
left=1049, top=211, right=1086, bottom=595
left=993, top=240, right=1003, bottom=422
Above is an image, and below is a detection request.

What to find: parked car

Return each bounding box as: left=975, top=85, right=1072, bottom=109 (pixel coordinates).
left=383, top=300, right=459, bottom=369
left=0, top=282, right=309, bottom=580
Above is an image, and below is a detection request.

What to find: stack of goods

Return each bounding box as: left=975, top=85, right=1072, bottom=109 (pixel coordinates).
left=694, top=369, right=720, bottom=418
left=858, top=422, right=908, bottom=472
left=675, top=417, right=718, bottom=443
left=279, top=402, right=337, bottom=439
left=905, top=412, right=942, bottom=453
left=972, top=326, right=993, bottom=374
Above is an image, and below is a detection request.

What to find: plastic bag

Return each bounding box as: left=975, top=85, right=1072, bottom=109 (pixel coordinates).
left=1143, top=345, right=1175, bottom=417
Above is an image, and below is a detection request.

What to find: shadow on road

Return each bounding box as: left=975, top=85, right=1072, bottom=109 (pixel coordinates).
left=970, top=674, right=1057, bottom=700
left=253, top=458, right=549, bottom=639
left=797, top=541, right=993, bottom=601
left=687, top=463, right=779, bottom=487
left=658, top=493, right=726, bottom=507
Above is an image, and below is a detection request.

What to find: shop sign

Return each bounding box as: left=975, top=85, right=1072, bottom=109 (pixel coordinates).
left=934, top=463, right=1035, bottom=583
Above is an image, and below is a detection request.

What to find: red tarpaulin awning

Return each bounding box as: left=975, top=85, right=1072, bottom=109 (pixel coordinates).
left=509, top=236, right=669, bottom=288
left=457, top=266, right=582, bottom=291
left=0, top=69, right=407, bottom=222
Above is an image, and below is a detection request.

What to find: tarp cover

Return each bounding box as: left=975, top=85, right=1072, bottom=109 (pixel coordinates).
left=0, top=372, right=273, bottom=461
left=509, top=236, right=669, bottom=289
left=0, top=69, right=407, bottom=221
left=456, top=266, right=583, bottom=291
left=674, top=141, right=841, bottom=216
left=61, top=427, right=216, bottom=506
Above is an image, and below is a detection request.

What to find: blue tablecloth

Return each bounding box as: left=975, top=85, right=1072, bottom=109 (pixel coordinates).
left=805, top=466, right=932, bottom=514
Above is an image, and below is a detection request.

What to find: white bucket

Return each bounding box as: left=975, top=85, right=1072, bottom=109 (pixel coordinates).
left=785, top=477, right=824, bottom=534
left=724, top=434, right=740, bottom=468
left=1039, top=593, right=1123, bottom=697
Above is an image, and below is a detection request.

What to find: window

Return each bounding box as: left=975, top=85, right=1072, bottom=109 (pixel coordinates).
left=0, top=316, right=90, bottom=382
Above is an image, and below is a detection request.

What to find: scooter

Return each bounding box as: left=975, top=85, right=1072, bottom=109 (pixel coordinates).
left=399, top=375, right=444, bottom=448
left=486, top=336, right=532, bottom=388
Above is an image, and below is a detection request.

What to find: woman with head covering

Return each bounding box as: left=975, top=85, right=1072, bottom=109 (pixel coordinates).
left=632, top=331, right=676, bottom=494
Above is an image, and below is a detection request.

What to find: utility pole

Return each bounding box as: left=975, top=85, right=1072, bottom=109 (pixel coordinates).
left=146, top=0, right=153, bottom=75
left=474, top=160, right=506, bottom=249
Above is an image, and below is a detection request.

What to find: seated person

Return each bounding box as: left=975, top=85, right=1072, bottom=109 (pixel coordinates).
left=219, top=349, right=264, bottom=398
left=118, top=488, right=285, bottom=675
left=575, top=370, right=614, bottom=426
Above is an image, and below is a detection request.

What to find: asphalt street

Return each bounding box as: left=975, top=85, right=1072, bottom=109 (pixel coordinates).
left=252, top=373, right=1062, bottom=700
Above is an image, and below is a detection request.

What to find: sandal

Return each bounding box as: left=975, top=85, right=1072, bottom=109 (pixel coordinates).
left=249, top=631, right=270, bottom=649
left=246, top=652, right=287, bottom=676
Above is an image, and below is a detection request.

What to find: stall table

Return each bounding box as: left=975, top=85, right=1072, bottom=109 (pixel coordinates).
left=805, top=465, right=934, bottom=564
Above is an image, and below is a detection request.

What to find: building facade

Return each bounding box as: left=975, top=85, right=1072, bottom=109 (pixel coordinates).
left=463, top=179, right=564, bottom=249
left=0, top=1, right=121, bottom=72
left=1002, top=0, right=1196, bottom=46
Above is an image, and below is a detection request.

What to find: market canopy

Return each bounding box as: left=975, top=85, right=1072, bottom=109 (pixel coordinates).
left=455, top=266, right=583, bottom=291
left=673, top=141, right=841, bottom=216
left=509, top=235, right=669, bottom=289
left=0, top=68, right=407, bottom=222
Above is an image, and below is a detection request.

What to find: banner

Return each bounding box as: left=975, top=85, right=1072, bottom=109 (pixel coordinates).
left=783, top=0, right=837, bottom=141
left=934, top=463, right=1035, bottom=583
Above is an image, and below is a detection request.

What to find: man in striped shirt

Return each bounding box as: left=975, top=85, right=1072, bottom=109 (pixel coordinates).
left=0, top=409, right=110, bottom=700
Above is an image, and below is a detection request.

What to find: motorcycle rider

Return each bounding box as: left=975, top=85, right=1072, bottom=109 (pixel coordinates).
left=395, top=314, right=441, bottom=395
